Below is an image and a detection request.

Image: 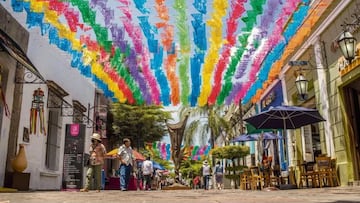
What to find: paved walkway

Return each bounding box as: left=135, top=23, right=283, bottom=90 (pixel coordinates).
left=1, top=186, right=360, bottom=203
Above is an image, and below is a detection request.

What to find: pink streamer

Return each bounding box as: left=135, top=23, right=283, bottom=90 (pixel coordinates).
left=161, top=143, right=166, bottom=159
left=208, top=0, right=246, bottom=104
left=234, top=0, right=301, bottom=103
left=118, top=3, right=161, bottom=104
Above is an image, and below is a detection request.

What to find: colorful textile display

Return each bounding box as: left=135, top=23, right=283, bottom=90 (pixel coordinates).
left=29, top=88, right=46, bottom=135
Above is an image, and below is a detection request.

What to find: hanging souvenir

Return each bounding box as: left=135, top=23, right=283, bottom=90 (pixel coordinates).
left=30, top=88, right=46, bottom=135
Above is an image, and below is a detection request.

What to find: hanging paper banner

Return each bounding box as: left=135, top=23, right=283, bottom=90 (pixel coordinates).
left=198, top=0, right=228, bottom=106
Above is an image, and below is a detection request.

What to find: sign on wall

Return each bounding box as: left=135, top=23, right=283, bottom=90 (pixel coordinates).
left=62, top=124, right=86, bottom=190
left=260, top=81, right=283, bottom=111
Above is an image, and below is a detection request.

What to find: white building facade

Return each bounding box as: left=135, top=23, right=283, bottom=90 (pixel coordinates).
left=0, top=2, right=97, bottom=190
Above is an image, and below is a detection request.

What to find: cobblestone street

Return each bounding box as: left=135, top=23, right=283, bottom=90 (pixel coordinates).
left=1, top=187, right=360, bottom=203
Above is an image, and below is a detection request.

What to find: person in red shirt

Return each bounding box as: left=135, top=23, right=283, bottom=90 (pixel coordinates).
left=193, top=176, right=200, bottom=189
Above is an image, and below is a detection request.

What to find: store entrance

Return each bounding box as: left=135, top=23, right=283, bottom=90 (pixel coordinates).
left=342, top=80, right=360, bottom=181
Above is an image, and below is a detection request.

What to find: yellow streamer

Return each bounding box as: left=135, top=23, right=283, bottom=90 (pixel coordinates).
left=30, top=0, right=46, bottom=13
left=29, top=0, right=126, bottom=102
left=198, top=0, right=228, bottom=106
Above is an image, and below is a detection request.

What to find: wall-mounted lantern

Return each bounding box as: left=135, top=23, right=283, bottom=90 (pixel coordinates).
left=338, top=31, right=357, bottom=64
left=295, top=73, right=309, bottom=101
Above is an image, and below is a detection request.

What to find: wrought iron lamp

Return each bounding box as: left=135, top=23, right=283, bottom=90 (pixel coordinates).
left=289, top=61, right=310, bottom=101
left=338, top=31, right=357, bottom=63
left=338, top=3, right=360, bottom=63
left=295, top=73, right=308, bottom=101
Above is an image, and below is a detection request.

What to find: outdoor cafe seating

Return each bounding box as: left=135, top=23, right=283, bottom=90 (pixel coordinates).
left=239, top=153, right=341, bottom=190
left=240, top=165, right=286, bottom=190
left=297, top=155, right=340, bottom=188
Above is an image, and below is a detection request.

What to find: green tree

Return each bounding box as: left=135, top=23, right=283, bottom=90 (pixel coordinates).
left=179, top=159, right=203, bottom=182
left=211, top=145, right=250, bottom=188
left=179, top=105, right=231, bottom=152
left=110, top=103, right=172, bottom=149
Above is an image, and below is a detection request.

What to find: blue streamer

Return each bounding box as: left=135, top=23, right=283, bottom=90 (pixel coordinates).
left=166, top=144, right=171, bottom=160
left=93, top=76, right=114, bottom=98
left=151, top=47, right=170, bottom=105
left=11, top=0, right=23, bottom=12
left=191, top=14, right=207, bottom=50
left=138, top=15, right=169, bottom=105
left=193, top=0, right=207, bottom=14
left=10, top=2, right=117, bottom=102
left=190, top=52, right=204, bottom=106
left=133, top=0, right=150, bottom=14
left=189, top=0, right=207, bottom=106
left=24, top=2, right=44, bottom=29
left=243, top=3, right=310, bottom=103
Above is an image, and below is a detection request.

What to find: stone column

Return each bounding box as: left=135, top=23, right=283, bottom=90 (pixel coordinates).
left=314, top=37, right=335, bottom=157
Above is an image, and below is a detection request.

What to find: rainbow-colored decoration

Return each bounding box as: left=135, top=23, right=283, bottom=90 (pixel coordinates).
left=4, top=0, right=332, bottom=106
left=146, top=142, right=211, bottom=161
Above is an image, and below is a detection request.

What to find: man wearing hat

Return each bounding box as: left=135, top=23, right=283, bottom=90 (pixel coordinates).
left=80, top=133, right=106, bottom=192
left=200, top=160, right=212, bottom=190
left=117, top=138, right=135, bottom=191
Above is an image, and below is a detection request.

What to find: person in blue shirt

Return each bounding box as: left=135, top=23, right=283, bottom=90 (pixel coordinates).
left=117, top=138, right=135, bottom=191
left=214, top=161, right=224, bottom=190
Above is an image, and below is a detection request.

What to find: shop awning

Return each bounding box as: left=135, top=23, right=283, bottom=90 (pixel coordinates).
left=245, top=123, right=273, bottom=134
left=0, top=29, right=45, bottom=82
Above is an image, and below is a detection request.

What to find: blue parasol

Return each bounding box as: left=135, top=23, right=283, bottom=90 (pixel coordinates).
left=152, top=161, right=165, bottom=170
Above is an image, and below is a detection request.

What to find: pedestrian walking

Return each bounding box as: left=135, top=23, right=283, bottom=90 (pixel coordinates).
left=142, top=156, right=153, bottom=190
left=193, top=175, right=201, bottom=189
left=214, top=161, right=224, bottom=190
left=136, top=161, right=143, bottom=190
left=200, top=160, right=211, bottom=190
left=117, top=138, right=135, bottom=191
left=80, top=133, right=106, bottom=192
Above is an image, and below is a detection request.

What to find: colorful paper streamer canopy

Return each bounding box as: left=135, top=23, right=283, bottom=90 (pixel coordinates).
left=5, top=0, right=329, bottom=106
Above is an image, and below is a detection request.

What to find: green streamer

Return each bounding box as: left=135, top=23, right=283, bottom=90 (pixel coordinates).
left=111, top=49, right=144, bottom=104
left=174, top=0, right=190, bottom=105
left=179, top=55, right=190, bottom=104
left=216, top=0, right=266, bottom=105
left=217, top=47, right=246, bottom=105
left=65, top=0, right=143, bottom=103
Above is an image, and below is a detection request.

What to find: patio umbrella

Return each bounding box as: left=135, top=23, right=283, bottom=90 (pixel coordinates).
left=231, top=132, right=281, bottom=142
left=244, top=105, right=325, bottom=168
left=232, top=132, right=282, bottom=165
left=152, top=161, right=165, bottom=170
left=106, top=148, right=145, bottom=161
left=231, top=134, right=254, bottom=142
left=243, top=105, right=325, bottom=130
left=138, top=160, right=165, bottom=170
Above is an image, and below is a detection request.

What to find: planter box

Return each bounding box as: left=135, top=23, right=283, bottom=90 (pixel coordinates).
left=4, top=172, right=30, bottom=191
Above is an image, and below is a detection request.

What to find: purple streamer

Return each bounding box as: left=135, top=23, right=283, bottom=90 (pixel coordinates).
left=91, top=0, right=153, bottom=104
left=127, top=49, right=153, bottom=103
left=225, top=84, right=242, bottom=105
left=226, top=0, right=283, bottom=103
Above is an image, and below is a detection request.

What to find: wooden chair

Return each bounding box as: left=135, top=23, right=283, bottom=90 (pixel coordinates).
left=315, top=156, right=332, bottom=187
left=329, top=158, right=340, bottom=187
left=298, top=161, right=318, bottom=188
left=250, top=166, right=263, bottom=190
left=269, top=165, right=281, bottom=187
left=240, top=169, right=252, bottom=190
